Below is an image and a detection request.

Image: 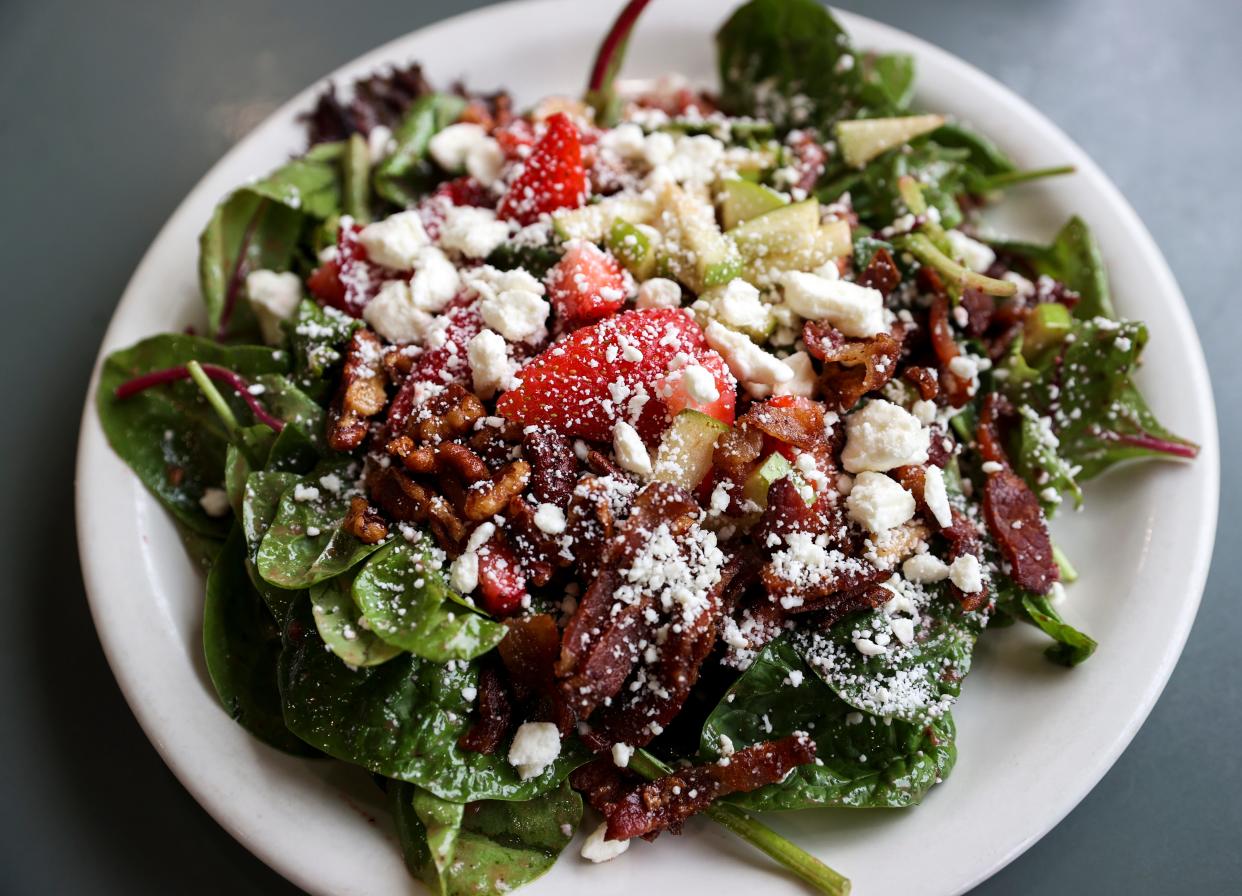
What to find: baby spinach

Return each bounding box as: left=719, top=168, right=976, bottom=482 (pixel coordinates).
left=309, top=572, right=402, bottom=667
left=256, top=462, right=385, bottom=589
left=373, top=93, right=467, bottom=207
left=701, top=638, right=955, bottom=811
left=1013, top=403, right=1084, bottom=514
left=97, top=334, right=289, bottom=540
left=796, top=589, right=985, bottom=726
left=1021, top=593, right=1097, bottom=667
left=353, top=539, right=507, bottom=663
left=288, top=299, right=361, bottom=386
left=716, top=0, right=860, bottom=131
left=995, top=216, right=1113, bottom=320
left=278, top=596, right=586, bottom=801
left=390, top=780, right=582, bottom=896
left=202, top=528, right=318, bottom=756
left=200, top=142, right=345, bottom=340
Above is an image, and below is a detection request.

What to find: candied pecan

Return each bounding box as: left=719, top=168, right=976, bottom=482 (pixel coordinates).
left=382, top=345, right=417, bottom=384
left=327, top=330, right=387, bottom=452
left=426, top=496, right=468, bottom=554
left=408, top=383, right=485, bottom=444
left=803, top=321, right=901, bottom=412
left=603, top=735, right=816, bottom=841
left=469, top=423, right=522, bottom=469
left=523, top=426, right=578, bottom=506
left=856, top=246, right=902, bottom=296
left=463, top=460, right=532, bottom=521
left=342, top=496, right=389, bottom=544
left=585, top=448, right=627, bottom=479
left=984, top=470, right=1058, bottom=594
left=458, top=661, right=513, bottom=755
left=437, top=442, right=490, bottom=483
left=385, top=435, right=436, bottom=474
left=367, top=465, right=430, bottom=523
left=904, top=366, right=940, bottom=400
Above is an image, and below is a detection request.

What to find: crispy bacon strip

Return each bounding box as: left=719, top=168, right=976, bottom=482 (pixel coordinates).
left=855, top=246, right=902, bottom=296
left=802, top=321, right=901, bottom=412
left=327, top=330, right=387, bottom=452
left=458, top=661, right=513, bottom=754
left=602, top=735, right=816, bottom=841
left=745, top=395, right=827, bottom=450
left=903, top=365, right=939, bottom=400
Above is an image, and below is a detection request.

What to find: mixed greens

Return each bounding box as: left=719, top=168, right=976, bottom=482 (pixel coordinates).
left=95, top=1, right=1196, bottom=893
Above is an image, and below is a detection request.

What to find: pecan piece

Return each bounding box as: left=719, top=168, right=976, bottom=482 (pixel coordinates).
left=856, top=246, right=902, bottom=296
left=464, top=460, right=531, bottom=521
left=366, top=465, right=430, bottom=523
left=342, top=496, right=389, bottom=544
left=523, top=426, right=578, bottom=506
left=327, top=330, right=387, bottom=452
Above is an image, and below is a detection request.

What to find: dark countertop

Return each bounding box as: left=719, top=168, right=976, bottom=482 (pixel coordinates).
left=1, top=0, right=1236, bottom=893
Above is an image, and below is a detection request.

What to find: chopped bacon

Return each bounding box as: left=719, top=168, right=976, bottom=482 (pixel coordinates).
left=983, top=470, right=1058, bottom=594
left=522, top=426, right=578, bottom=506
left=763, top=550, right=888, bottom=614
left=904, top=365, right=939, bottom=400
left=802, top=321, right=902, bottom=412
left=498, top=614, right=561, bottom=703
left=326, top=330, right=387, bottom=452
left=959, top=288, right=994, bottom=338
left=921, top=270, right=974, bottom=408
left=745, top=395, right=827, bottom=451
left=753, top=476, right=843, bottom=549
left=855, top=246, right=902, bottom=296
left=602, top=735, right=816, bottom=841
left=786, top=131, right=828, bottom=193
left=458, top=661, right=513, bottom=754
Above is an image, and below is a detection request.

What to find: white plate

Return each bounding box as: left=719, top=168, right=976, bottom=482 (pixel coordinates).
left=74, top=2, right=1219, bottom=894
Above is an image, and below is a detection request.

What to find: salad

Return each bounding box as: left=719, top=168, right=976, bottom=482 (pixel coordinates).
left=95, top=0, right=1198, bottom=893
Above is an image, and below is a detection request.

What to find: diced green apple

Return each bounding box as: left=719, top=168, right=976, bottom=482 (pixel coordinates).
left=836, top=114, right=945, bottom=168
left=652, top=410, right=731, bottom=490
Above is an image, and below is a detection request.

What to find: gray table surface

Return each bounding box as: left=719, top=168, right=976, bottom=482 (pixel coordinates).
left=1, top=0, right=1237, bottom=893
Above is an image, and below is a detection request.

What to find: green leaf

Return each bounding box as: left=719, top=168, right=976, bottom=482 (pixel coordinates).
left=1014, top=403, right=1083, bottom=514
left=309, top=572, right=403, bottom=667
left=256, top=461, right=385, bottom=589
left=97, top=334, right=289, bottom=540
left=858, top=52, right=916, bottom=114
left=995, top=216, right=1113, bottom=320
left=199, top=144, right=344, bottom=339
left=353, top=539, right=507, bottom=663
left=390, top=780, right=582, bottom=896
left=796, top=585, right=985, bottom=725
left=716, top=0, right=861, bottom=131
left=203, top=528, right=318, bottom=755
left=288, top=299, right=362, bottom=391
left=278, top=596, right=587, bottom=801
left=701, top=638, right=955, bottom=810
left=374, top=94, right=467, bottom=207
left=242, top=469, right=303, bottom=619
left=343, top=132, right=372, bottom=223
left=1021, top=594, right=1098, bottom=667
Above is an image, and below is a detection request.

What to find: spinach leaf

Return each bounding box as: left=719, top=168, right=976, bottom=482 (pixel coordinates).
left=821, top=139, right=973, bottom=230
left=278, top=596, right=587, bottom=801
left=373, top=94, right=467, bottom=207
left=202, top=528, right=317, bottom=755
left=995, top=216, right=1113, bottom=320
left=309, top=572, right=402, bottom=667
left=930, top=122, right=1016, bottom=184
left=242, top=469, right=303, bottom=619
left=199, top=142, right=344, bottom=340
left=343, top=132, right=372, bottom=224
left=485, top=242, right=564, bottom=280
left=390, top=781, right=582, bottom=896
left=97, top=334, right=289, bottom=539
left=256, top=462, right=385, bottom=589
left=716, top=0, right=860, bottom=131
left=288, top=298, right=361, bottom=386
left=858, top=52, right=916, bottom=114
left=251, top=374, right=327, bottom=447
left=353, top=539, right=507, bottom=663
left=1021, top=594, right=1097, bottom=667
left=701, top=638, right=955, bottom=811
left=796, top=585, right=985, bottom=725
left=1014, top=403, right=1083, bottom=514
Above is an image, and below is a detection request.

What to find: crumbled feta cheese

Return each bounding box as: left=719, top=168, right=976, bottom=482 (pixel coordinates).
left=853, top=636, right=887, bottom=657
left=611, top=742, right=634, bottom=768
left=902, top=552, right=950, bottom=583
left=949, top=553, right=984, bottom=593
left=682, top=364, right=720, bottom=404
left=704, top=320, right=792, bottom=395
left=363, top=279, right=434, bottom=344
left=841, top=399, right=930, bottom=473
left=890, top=616, right=916, bottom=645
left=612, top=421, right=652, bottom=477
left=981, top=460, right=1004, bottom=474
left=635, top=277, right=682, bottom=309
left=409, top=247, right=461, bottom=313
left=780, top=270, right=886, bottom=337
left=357, top=210, right=430, bottom=269
left=467, top=329, right=517, bottom=398
left=366, top=124, right=394, bottom=162
left=472, top=268, right=550, bottom=344
left=198, top=487, right=230, bottom=517
left=600, top=122, right=646, bottom=159
left=580, top=821, right=629, bottom=863
left=534, top=503, right=567, bottom=535
left=911, top=398, right=937, bottom=425
left=438, top=205, right=510, bottom=259
left=292, top=484, right=320, bottom=503
left=507, top=722, right=561, bottom=780
left=450, top=552, right=479, bottom=593
left=642, top=130, right=676, bottom=166
left=428, top=122, right=504, bottom=185
left=846, top=471, right=916, bottom=533
left=245, top=269, right=302, bottom=345
left=946, top=230, right=997, bottom=274
left=922, top=465, right=953, bottom=527
left=773, top=351, right=817, bottom=398
left=713, top=278, right=770, bottom=332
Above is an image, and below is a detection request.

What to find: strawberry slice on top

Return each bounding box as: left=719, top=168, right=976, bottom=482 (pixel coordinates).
left=495, top=308, right=736, bottom=442
left=496, top=112, right=588, bottom=226
left=546, top=241, right=630, bottom=330
left=307, top=221, right=393, bottom=317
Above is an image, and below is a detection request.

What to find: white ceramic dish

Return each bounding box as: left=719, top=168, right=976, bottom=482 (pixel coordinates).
left=74, top=1, right=1219, bottom=893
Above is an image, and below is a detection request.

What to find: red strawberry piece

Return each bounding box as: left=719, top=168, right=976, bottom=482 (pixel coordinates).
left=659, top=349, right=735, bottom=424
left=495, top=308, right=736, bottom=442
left=383, top=294, right=482, bottom=435
left=497, top=112, right=587, bottom=226
left=306, top=222, right=391, bottom=317
left=476, top=534, right=527, bottom=616
left=494, top=118, right=536, bottom=161
left=435, top=176, right=494, bottom=208
left=546, top=241, right=630, bottom=330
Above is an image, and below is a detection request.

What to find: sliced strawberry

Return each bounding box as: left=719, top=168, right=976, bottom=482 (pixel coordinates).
left=659, top=349, right=735, bottom=423
left=495, top=308, right=736, bottom=442
left=306, top=222, right=389, bottom=317
left=476, top=534, right=527, bottom=616
left=497, top=113, right=587, bottom=226
left=546, top=241, right=629, bottom=330
left=435, top=176, right=494, bottom=208
left=494, top=118, right=536, bottom=161
left=384, top=294, right=482, bottom=435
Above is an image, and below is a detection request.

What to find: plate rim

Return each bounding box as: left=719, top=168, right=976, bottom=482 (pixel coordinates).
left=74, top=2, right=1220, bottom=894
